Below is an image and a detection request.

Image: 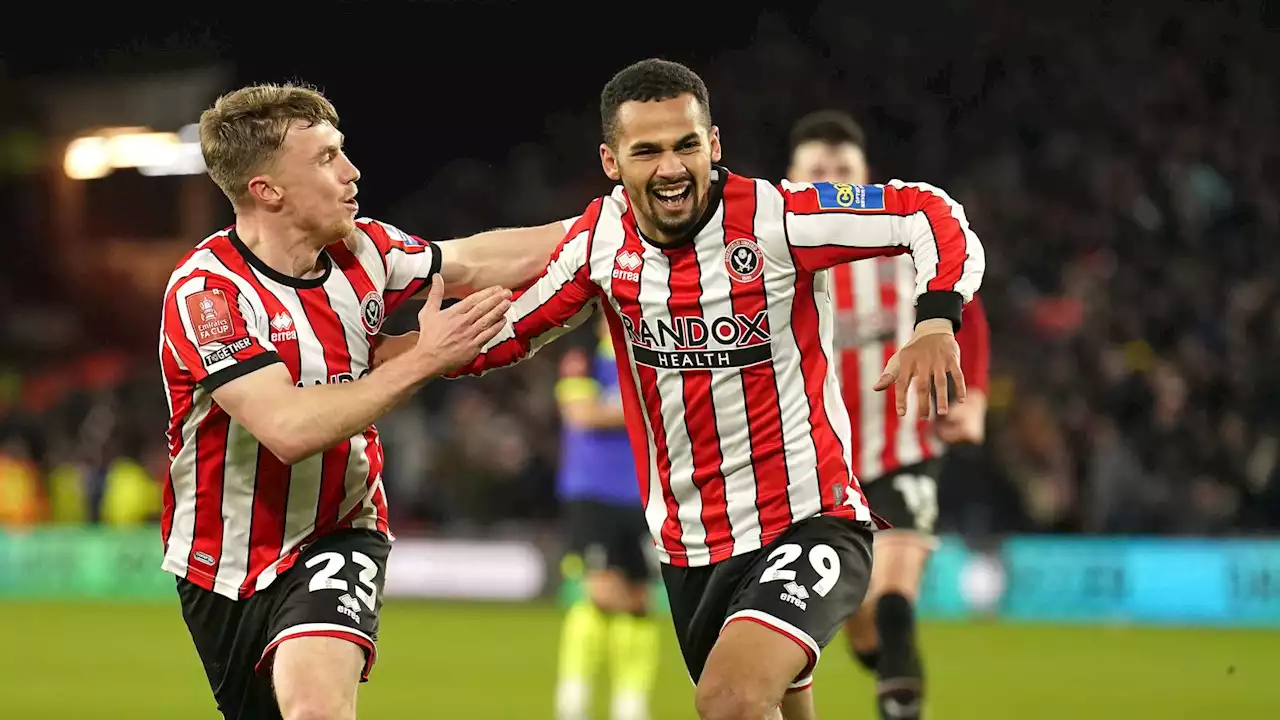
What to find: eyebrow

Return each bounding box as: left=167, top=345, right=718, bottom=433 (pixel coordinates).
left=630, top=132, right=700, bottom=153
left=315, top=134, right=345, bottom=160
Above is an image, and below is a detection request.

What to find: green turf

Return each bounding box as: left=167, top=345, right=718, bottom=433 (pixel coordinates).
left=8, top=600, right=1276, bottom=718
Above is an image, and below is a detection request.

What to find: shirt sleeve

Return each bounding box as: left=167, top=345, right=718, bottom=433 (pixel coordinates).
left=451, top=205, right=602, bottom=378
left=161, top=271, right=281, bottom=392
left=358, top=218, right=443, bottom=315
left=781, top=179, right=985, bottom=330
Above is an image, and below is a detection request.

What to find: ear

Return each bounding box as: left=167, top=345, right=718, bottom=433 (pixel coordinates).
left=600, top=143, right=621, bottom=182
left=709, top=126, right=722, bottom=164
left=246, top=174, right=283, bottom=206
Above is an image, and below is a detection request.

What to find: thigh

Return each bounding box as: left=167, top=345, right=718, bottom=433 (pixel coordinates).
left=725, top=516, right=874, bottom=684
left=177, top=578, right=281, bottom=720
left=861, top=461, right=943, bottom=537
left=263, top=529, right=392, bottom=682
left=660, top=559, right=746, bottom=685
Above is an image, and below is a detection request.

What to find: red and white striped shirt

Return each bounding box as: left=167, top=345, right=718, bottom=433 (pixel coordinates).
left=831, top=258, right=991, bottom=482
left=158, top=218, right=439, bottom=600
left=455, top=168, right=985, bottom=566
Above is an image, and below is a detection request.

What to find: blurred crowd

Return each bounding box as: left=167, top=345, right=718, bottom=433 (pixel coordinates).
left=3, top=0, right=1279, bottom=536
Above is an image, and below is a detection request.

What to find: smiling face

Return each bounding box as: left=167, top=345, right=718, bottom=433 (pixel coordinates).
left=245, top=120, right=361, bottom=242
left=599, top=93, right=722, bottom=245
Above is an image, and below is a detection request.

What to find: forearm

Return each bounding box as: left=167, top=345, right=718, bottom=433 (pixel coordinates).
left=902, top=185, right=984, bottom=330
left=269, top=351, right=436, bottom=463
left=442, top=221, right=567, bottom=295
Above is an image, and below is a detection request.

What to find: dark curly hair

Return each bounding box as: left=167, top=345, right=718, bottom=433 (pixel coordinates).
left=600, top=59, right=711, bottom=147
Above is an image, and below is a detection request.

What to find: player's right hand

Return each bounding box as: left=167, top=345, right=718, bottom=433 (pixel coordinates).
left=413, top=275, right=511, bottom=374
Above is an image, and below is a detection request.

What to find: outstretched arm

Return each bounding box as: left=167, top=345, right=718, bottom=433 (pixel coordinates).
left=451, top=206, right=604, bottom=377
left=436, top=217, right=579, bottom=297
left=363, top=217, right=579, bottom=362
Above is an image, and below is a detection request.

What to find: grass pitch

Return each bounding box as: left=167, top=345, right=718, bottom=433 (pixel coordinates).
left=7, top=600, right=1274, bottom=718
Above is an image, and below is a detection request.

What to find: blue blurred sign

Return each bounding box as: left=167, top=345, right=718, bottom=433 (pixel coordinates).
left=560, top=535, right=1280, bottom=628
left=950, top=536, right=1280, bottom=627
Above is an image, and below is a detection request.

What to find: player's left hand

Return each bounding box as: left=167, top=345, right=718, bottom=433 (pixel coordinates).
left=874, top=318, right=966, bottom=418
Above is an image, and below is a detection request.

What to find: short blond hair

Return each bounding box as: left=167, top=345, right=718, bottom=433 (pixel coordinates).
left=199, top=83, right=339, bottom=204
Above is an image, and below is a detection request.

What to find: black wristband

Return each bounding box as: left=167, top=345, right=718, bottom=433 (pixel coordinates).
left=915, top=290, right=963, bottom=332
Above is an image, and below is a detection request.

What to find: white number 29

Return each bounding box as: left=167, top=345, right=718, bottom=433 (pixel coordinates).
left=758, top=543, right=842, bottom=597
left=306, top=551, right=379, bottom=611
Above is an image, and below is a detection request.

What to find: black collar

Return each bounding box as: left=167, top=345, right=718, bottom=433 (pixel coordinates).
left=229, top=228, right=332, bottom=289
left=634, top=165, right=727, bottom=250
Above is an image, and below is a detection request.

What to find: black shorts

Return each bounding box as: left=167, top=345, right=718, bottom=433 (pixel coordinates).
left=564, top=498, right=656, bottom=583
left=861, top=460, right=942, bottom=535
left=177, top=529, right=391, bottom=720
left=661, top=515, right=873, bottom=691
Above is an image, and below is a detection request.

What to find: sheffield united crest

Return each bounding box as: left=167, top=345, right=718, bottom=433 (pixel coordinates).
left=359, top=291, right=385, bottom=335
left=724, top=238, right=764, bottom=283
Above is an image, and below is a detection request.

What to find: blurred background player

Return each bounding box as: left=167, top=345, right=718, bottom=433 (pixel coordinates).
left=787, top=110, right=992, bottom=720
left=553, top=312, right=659, bottom=720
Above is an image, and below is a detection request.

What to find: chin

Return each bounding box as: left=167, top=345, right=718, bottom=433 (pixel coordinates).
left=325, top=218, right=356, bottom=243
left=660, top=205, right=702, bottom=235
left=655, top=217, right=698, bottom=238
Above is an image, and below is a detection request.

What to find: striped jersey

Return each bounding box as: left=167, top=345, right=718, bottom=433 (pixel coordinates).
left=454, top=167, right=986, bottom=567
left=555, top=336, right=641, bottom=505
left=831, top=256, right=991, bottom=481
left=158, top=218, right=438, bottom=600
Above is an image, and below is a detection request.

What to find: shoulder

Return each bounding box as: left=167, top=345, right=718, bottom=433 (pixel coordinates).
left=722, top=171, right=787, bottom=210
left=353, top=217, right=432, bottom=254
left=164, top=229, right=239, bottom=298
left=568, top=195, right=621, bottom=236
left=557, top=196, right=622, bottom=264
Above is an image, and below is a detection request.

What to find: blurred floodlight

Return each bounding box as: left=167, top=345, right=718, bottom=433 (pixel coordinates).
left=138, top=141, right=206, bottom=177
left=108, top=132, right=180, bottom=170
left=63, top=136, right=111, bottom=180
left=63, top=127, right=206, bottom=179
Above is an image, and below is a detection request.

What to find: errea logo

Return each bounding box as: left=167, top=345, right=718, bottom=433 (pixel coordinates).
left=613, top=251, right=642, bottom=283
left=780, top=581, right=809, bottom=610
left=269, top=311, right=297, bottom=343
left=337, top=593, right=361, bottom=622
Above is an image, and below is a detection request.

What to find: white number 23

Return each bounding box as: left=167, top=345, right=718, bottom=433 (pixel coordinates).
left=758, top=543, right=842, bottom=597
left=306, top=551, right=379, bottom=611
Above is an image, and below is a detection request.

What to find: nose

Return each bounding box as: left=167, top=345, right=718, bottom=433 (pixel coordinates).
left=655, top=151, right=686, bottom=179
left=341, top=153, right=361, bottom=184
